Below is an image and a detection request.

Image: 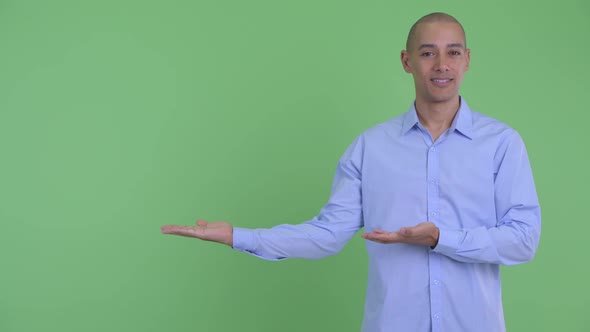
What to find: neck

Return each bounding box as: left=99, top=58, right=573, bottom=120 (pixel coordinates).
left=414, top=96, right=461, bottom=141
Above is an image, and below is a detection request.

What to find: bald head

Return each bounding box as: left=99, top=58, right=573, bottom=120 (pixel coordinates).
left=406, top=12, right=466, bottom=51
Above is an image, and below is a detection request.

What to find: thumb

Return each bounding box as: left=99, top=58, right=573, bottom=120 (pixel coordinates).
left=196, top=220, right=208, bottom=227
left=400, top=227, right=412, bottom=236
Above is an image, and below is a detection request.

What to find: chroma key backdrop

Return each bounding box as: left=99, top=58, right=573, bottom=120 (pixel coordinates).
left=0, top=0, right=588, bottom=331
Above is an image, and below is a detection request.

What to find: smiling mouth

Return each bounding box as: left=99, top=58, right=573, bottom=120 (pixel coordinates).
left=431, top=78, right=453, bottom=87
left=432, top=79, right=453, bottom=83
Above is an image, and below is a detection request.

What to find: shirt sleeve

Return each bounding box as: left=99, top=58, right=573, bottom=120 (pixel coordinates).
left=232, top=136, right=365, bottom=261
left=433, top=131, right=541, bottom=265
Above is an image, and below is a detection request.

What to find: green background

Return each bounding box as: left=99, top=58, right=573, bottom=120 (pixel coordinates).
left=0, top=0, right=588, bottom=331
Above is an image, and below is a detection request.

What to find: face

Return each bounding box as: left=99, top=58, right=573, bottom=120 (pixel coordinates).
left=401, top=22, right=470, bottom=106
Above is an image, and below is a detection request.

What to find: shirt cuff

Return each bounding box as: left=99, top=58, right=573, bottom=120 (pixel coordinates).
left=432, top=227, right=464, bottom=256
left=232, top=227, right=258, bottom=252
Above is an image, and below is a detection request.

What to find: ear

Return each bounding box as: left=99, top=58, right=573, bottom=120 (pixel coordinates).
left=465, top=48, right=471, bottom=72
left=401, top=50, right=412, bottom=73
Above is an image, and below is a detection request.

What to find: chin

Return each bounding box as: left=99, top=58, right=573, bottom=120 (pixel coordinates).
left=427, top=92, right=459, bottom=104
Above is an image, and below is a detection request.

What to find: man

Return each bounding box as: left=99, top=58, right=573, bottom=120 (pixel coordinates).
left=162, top=12, right=541, bottom=332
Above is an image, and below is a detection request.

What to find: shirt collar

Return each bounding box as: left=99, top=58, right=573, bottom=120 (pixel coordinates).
left=401, top=96, right=473, bottom=139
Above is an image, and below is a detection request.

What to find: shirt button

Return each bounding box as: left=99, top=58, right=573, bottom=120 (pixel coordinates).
left=430, top=146, right=436, bottom=152
left=434, top=314, right=440, bottom=319
left=430, top=179, right=437, bottom=184
left=431, top=212, right=438, bottom=216
left=433, top=280, right=439, bottom=285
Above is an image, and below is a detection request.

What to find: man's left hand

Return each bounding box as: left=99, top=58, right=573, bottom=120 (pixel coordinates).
left=362, top=222, right=440, bottom=247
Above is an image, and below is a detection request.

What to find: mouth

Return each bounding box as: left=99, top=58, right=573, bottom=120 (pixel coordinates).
left=431, top=78, right=453, bottom=87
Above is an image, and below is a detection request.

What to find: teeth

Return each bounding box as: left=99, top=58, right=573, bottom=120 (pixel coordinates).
left=433, top=79, right=450, bottom=82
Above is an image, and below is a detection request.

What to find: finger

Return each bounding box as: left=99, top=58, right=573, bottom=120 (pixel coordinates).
left=361, top=233, right=383, bottom=243
left=161, top=225, right=177, bottom=234
left=363, top=234, right=391, bottom=244
left=363, top=232, right=401, bottom=243
left=365, top=239, right=386, bottom=244
left=161, top=225, right=200, bottom=238
left=362, top=232, right=383, bottom=239
left=196, top=220, right=208, bottom=227
left=361, top=233, right=377, bottom=240
left=161, top=225, right=186, bottom=235
left=373, top=229, right=387, bottom=234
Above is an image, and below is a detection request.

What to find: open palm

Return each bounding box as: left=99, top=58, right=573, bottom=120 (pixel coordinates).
left=161, top=220, right=234, bottom=247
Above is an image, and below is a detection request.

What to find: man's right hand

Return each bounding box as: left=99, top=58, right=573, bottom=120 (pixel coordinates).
left=161, top=220, right=234, bottom=247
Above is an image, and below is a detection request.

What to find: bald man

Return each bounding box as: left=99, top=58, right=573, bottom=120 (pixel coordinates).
left=162, top=13, right=541, bottom=332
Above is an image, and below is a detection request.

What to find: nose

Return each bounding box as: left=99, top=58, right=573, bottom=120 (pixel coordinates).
left=434, top=55, right=450, bottom=72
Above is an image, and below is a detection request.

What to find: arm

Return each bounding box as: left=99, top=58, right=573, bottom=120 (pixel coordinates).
left=233, top=138, right=365, bottom=260
left=433, top=132, right=541, bottom=265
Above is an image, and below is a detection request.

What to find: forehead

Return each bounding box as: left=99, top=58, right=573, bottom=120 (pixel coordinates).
left=412, top=22, right=465, bottom=48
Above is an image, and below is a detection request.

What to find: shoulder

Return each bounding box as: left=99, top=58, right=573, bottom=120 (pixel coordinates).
left=338, top=113, right=405, bottom=161
left=470, top=109, right=520, bottom=143
left=468, top=109, right=529, bottom=167
left=359, top=113, right=406, bottom=142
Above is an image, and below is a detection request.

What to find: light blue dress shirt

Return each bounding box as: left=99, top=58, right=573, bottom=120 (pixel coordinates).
left=233, top=98, right=541, bottom=332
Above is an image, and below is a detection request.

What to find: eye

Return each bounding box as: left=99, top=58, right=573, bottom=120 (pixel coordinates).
left=449, top=50, right=462, bottom=56
left=421, top=51, right=435, bottom=57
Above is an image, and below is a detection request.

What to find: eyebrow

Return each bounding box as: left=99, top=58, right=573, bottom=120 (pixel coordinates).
left=418, top=43, right=465, bottom=50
